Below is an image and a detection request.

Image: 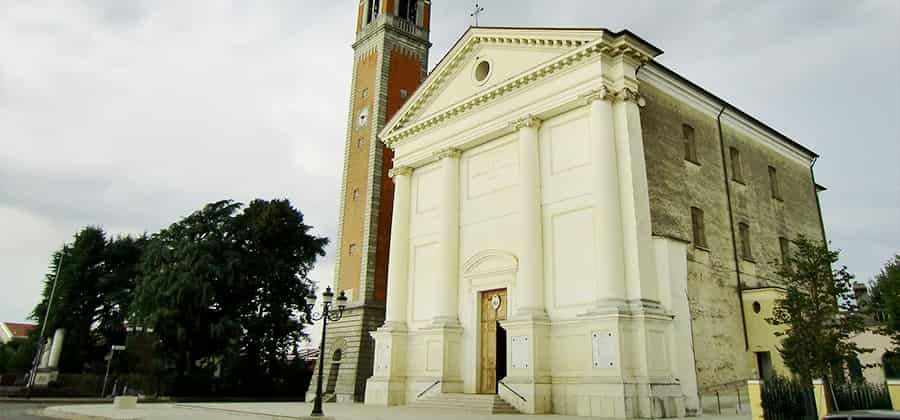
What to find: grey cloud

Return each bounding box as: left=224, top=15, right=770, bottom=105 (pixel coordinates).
left=0, top=1, right=897, bottom=324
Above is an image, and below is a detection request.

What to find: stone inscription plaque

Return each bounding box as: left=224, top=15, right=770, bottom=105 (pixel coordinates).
left=376, top=343, right=390, bottom=369
left=510, top=335, right=530, bottom=369
left=592, top=330, right=615, bottom=368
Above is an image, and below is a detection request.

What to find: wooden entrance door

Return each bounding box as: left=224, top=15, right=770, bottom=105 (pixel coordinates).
left=479, top=288, right=507, bottom=394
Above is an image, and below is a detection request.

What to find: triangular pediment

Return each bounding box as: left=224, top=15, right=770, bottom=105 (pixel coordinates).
left=382, top=27, right=606, bottom=141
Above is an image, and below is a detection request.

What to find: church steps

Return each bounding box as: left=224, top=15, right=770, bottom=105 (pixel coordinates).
left=408, top=393, right=520, bottom=414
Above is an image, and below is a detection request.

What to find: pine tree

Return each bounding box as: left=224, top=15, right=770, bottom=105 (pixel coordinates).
left=768, top=236, right=870, bottom=384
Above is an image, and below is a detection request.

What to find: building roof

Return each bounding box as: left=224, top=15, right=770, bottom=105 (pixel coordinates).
left=383, top=25, right=818, bottom=164
left=1, top=322, right=36, bottom=339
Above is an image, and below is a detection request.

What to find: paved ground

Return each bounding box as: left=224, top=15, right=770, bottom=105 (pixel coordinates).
left=0, top=403, right=55, bottom=420
left=42, top=401, right=754, bottom=420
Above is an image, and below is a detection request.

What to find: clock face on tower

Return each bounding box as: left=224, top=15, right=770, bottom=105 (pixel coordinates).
left=357, top=107, right=369, bottom=130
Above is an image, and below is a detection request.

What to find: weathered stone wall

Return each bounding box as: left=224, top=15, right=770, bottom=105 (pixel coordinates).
left=639, top=81, right=824, bottom=389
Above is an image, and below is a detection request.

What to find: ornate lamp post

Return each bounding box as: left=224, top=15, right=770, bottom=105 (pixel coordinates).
left=305, top=286, right=348, bottom=417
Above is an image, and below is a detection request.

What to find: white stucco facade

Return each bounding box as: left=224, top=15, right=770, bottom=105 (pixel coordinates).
left=364, top=28, right=695, bottom=418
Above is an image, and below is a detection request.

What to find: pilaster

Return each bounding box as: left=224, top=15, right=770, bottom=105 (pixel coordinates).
left=432, top=147, right=461, bottom=327
left=510, top=114, right=547, bottom=319
left=583, top=86, right=628, bottom=311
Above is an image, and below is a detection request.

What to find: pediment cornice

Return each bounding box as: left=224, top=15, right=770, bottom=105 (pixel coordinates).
left=381, top=28, right=660, bottom=149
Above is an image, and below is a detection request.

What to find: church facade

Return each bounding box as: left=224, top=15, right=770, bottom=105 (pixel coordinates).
left=361, top=25, right=824, bottom=418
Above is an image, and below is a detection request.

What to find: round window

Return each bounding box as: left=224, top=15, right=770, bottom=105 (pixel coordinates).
left=752, top=301, right=762, bottom=314
left=474, top=60, right=491, bottom=83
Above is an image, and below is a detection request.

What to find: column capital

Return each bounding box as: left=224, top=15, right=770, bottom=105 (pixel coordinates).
left=388, top=165, right=413, bottom=178
left=433, top=147, right=462, bottom=160
left=509, top=114, right=542, bottom=131
left=614, top=87, right=646, bottom=107
left=580, top=85, right=615, bottom=105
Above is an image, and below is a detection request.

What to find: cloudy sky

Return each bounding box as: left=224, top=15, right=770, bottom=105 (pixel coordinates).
left=1, top=1, right=898, bottom=326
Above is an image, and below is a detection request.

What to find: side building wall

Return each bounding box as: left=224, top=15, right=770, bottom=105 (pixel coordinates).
left=638, top=81, right=824, bottom=389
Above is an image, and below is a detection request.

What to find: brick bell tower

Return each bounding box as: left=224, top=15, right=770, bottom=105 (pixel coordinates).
left=307, top=0, right=431, bottom=403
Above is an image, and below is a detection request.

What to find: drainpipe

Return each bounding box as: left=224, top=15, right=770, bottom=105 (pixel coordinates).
left=809, top=158, right=828, bottom=243
left=716, top=106, right=750, bottom=350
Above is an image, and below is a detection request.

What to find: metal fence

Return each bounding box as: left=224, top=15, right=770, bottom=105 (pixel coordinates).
left=760, top=377, right=817, bottom=420
left=831, top=382, right=892, bottom=411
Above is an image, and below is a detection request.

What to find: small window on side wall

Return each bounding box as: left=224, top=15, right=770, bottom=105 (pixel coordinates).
left=779, top=236, right=791, bottom=268
left=730, top=147, right=745, bottom=184
left=739, top=222, right=753, bottom=261
left=690, top=206, right=707, bottom=249
left=683, top=124, right=699, bottom=164
left=768, top=165, right=782, bottom=201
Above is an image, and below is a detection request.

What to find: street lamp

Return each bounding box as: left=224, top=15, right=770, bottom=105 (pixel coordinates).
left=305, top=286, right=347, bottom=417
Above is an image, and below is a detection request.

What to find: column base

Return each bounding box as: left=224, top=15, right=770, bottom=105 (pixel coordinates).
left=364, top=377, right=407, bottom=406
left=32, top=368, right=58, bottom=387
left=365, top=323, right=409, bottom=405
left=499, top=315, right=552, bottom=414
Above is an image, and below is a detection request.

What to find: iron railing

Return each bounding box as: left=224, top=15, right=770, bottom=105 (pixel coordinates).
left=498, top=380, right=526, bottom=402
left=416, top=380, right=440, bottom=399
left=831, top=382, right=892, bottom=411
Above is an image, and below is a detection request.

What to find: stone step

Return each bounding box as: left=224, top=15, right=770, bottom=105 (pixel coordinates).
left=408, top=393, right=520, bottom=414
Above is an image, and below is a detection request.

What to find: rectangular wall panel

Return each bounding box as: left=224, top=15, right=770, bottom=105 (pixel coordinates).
left=411, top=242, right=438, bottom=322
left=548, top=117, right=590, bottom=175
left=466, top=139, right=519, bottom=200
left=415, top=167, right=440, bottom=214
left=551, top=207, right=596, bottom=308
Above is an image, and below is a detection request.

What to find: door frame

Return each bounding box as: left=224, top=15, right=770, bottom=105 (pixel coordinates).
left=477, top=288, right=507, bottom=394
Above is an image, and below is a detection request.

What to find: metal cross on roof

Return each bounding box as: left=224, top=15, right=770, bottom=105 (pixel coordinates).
left=470, top=2, right=485, bottom=27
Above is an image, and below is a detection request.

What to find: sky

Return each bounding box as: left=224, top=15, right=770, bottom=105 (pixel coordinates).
left=1, top=1, right=898, bottom=329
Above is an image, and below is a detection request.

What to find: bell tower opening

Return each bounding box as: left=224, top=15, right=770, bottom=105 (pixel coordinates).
left=398, top=0, right=418, bottom=21
left=367, top=0, right=379, bottom=24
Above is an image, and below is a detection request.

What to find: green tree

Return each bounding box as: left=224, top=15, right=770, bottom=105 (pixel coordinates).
left=96, top=235, right=148, bottom=347
left=31, top=227, right=108, bottom=372
left=869, top=254, right=900, bottom=377
left=132, top=200, right=245, bottom=379
left=230, top=199, right=327, bottom=392
left=869, top=255, right=900, bottom=348
left=132, top=199, right=328, bottom=395
left=0, top=343, right=10, bottom=373
left=31, top=228, right=147, bottom=374
left=768, top=236, right=870, bottom=384
left=0, top=339, right=36, bottom=373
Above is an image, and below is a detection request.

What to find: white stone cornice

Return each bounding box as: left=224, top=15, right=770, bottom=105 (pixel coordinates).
left=388, top=165, right=413, bottom=178
left=580, top=85, right=615, bottom=105
left=433, top=147, right=462, bottom=160
left=381, top=29, right=662, bottom=149
left=509, top=114, right=542, bottom=131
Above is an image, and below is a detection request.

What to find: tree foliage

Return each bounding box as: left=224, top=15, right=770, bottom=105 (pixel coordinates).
left=30, top=227, right=145, bottom=373
left=230, top=199, right=327, bottom=389
left=132, top=200, right=245, bottom=377
left=0, top=339, right=36, bottom=373
left=768, top=236, right=870, bottom=384
left=132, top=199, right=327, bottom=393
left=869, top=254, right=900, bottom=350
left=28, top=199, right=325, bottom=395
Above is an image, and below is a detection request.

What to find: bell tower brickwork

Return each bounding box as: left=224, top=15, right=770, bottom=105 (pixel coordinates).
left=308, top=0, right=431, bottom=403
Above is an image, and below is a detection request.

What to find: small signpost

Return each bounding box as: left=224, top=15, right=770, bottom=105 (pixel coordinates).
left=101, top=344, right=126, bottom=398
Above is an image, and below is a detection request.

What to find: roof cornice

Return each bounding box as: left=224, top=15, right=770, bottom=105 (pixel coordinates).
left=639, top=62, right=818, bottom=165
